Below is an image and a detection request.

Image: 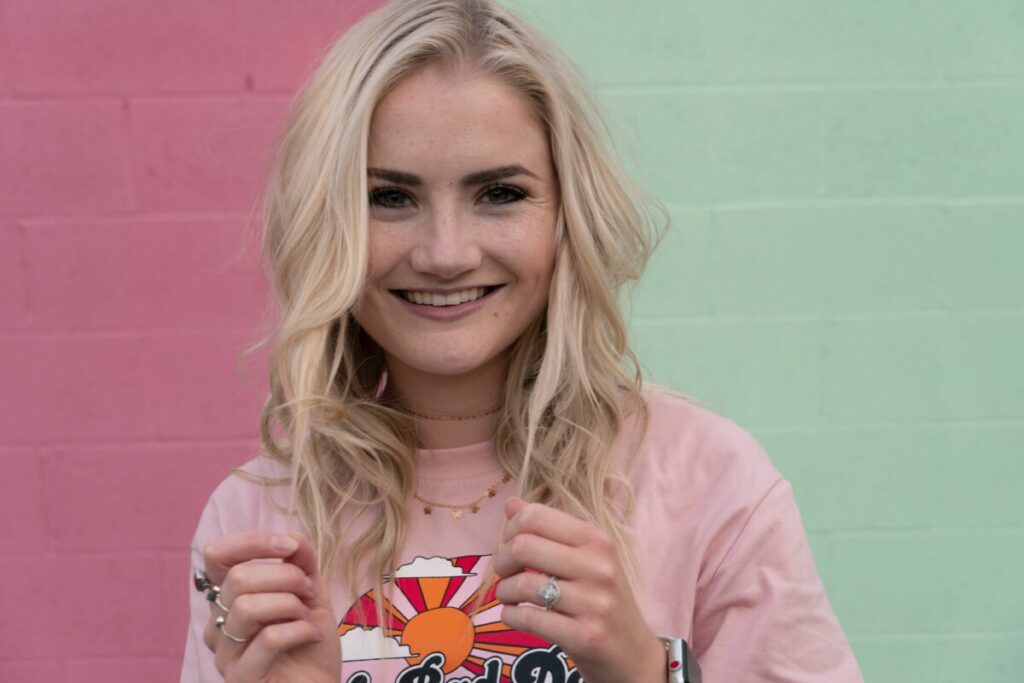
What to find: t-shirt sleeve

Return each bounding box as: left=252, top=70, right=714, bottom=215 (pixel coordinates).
left=180, top=492, right=227, bottom=683
left=691, top=478, right=864, bottom=682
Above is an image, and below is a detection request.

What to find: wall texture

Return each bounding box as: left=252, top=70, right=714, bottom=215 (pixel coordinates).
left=502, top=1, right=1024, bottom=681
left=1, top=1, right=1021, bottom=682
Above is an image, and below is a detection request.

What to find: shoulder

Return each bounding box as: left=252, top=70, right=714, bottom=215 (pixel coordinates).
left=189, top=454, right=299, bottom=550
left=636, top=384, right=780, bottom=486
left=620, top=385, right=784, bottom=523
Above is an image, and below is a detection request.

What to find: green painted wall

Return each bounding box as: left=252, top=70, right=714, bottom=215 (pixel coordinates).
left=503, top=1, right=1024, bottom=680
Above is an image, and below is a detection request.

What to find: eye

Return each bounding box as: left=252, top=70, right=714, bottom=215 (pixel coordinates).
left=481, top=184, right=527, bottom=204
left=369, top=187, right=412, bottom=209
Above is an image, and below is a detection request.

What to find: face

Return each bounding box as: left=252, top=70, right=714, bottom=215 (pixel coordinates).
left=354, top=64, right=559, bottom=383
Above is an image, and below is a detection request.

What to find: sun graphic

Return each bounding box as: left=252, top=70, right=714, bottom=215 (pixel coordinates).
left=338, top=554, right=550, bottom=681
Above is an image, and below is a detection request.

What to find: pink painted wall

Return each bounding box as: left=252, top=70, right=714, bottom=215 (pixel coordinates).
left=0, top=2, right=380, bottom=680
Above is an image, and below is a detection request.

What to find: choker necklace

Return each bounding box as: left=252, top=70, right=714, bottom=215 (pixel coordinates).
left=402, top=405, right=502, bottom=421
left=415, top=471, right=511, bottom=518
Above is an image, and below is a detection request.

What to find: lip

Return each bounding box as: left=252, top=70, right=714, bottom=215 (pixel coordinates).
left=390, top=285, right=504, bottom=321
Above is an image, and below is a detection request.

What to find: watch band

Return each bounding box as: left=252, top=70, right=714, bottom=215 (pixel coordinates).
left=658, top=636, right=701, bottom=683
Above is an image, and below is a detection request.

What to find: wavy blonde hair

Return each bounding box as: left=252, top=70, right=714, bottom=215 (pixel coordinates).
left=240, top=0, right=671, bottom=608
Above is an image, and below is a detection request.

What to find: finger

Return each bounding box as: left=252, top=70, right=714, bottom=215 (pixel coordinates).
left=229, top=619, right=325, bottom=682
left=212, top=593, right=312, bottom=671
left=506, top=496, right=528, bottom=518
left=202, top=532, right=304, bottom=584
left=220, top=561, right=318, bottom=608
left=492, top=532, right=588, bottom=580
left=270, top=532, right=335, bottom=614
left=496, top=572, right=585, bottom=615
left=502, top=499, right=601, bottom=548
left=501, top=603, right=598, bottom=655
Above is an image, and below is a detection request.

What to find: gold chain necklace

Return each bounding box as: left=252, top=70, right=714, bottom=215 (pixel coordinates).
left=402, top=405, right=501, bottom=421
left=414, top=471, right=511, bottom=518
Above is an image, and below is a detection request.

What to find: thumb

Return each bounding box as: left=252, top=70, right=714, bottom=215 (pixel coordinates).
left=505, top=496, right=528, bottom=519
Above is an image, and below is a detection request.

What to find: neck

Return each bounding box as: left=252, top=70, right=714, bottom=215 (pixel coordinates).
left=384, top=354, right=505, bottom=449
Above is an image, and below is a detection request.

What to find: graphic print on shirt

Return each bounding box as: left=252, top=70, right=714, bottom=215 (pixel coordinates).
left=338, top=553, right=581, bottom=683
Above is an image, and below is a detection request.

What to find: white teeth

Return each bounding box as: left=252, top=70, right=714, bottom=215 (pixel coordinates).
left=402, top=287, right=489, bottom=306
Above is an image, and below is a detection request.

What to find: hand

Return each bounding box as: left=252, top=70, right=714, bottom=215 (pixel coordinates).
left=201, top=532, right=340, bottom=683
left=493, top=498, right=666, bottom=683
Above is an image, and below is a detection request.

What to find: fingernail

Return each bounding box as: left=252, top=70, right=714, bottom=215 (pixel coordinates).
left=314, top=625, right=325, bottom=641
left=304, top=578, right=318, bottom=598
left=271, top=535, right=298, bottom=552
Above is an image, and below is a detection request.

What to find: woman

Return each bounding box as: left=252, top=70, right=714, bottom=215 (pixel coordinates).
left=182, top=1, right=863, bottom=681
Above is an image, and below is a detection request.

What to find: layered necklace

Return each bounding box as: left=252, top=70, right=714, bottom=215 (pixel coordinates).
left=415, top=471, right=512, bottom=518
left=401, top=401, right=510, bottom=518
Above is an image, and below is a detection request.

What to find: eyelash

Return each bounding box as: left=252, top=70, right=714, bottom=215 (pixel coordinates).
left=368, top=184, right=528, bottom=209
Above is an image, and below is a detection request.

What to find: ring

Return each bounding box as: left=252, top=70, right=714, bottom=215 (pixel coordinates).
left=538, top=575, right=561, bottom=611
left=215, top=615, right=249, bottom=643
left=193, top=568, right=213, bottom=593
left=205, top=585, right=230, bottom=614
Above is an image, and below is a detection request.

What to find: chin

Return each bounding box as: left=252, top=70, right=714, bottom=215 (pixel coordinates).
left=413, top=354, right=491, bottom=378
left=393, top=341, right=506, bottom=378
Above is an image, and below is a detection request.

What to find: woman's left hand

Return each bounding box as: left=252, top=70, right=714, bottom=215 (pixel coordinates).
left=493, top=497, right=666, bottom=683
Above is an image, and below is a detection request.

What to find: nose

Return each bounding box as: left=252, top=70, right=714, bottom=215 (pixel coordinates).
left=409, top=205, right=482, bottom=280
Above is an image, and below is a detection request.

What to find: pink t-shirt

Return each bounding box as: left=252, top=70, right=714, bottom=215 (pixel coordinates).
left=180, top=389, right=863, bottom=682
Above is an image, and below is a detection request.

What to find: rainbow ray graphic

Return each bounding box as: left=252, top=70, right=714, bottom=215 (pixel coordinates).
left=339, top=554, right=547, bottom=681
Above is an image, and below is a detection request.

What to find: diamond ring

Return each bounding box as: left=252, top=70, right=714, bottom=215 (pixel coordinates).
left=538, top=575, right=561, bottom=611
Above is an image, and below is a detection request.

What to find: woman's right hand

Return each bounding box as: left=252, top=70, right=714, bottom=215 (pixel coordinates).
left=201, top=531, right=341, bottom=683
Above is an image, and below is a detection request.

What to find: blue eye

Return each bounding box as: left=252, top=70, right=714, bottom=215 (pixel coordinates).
left=369, top=188, right=411, bottom=209
left=483, top=184, right=527, bottom=204
left=368, top=184, right=528, bottom=210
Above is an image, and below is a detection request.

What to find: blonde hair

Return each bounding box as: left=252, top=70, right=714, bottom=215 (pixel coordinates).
left=241, top=0, right=672, bottom=609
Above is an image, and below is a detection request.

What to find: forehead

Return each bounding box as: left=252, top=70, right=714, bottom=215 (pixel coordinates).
left=367, top=65, right=551, bottom=174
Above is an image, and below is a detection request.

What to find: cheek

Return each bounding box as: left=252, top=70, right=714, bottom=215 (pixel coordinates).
left=365, top=231, right=402, bottom=282
left=526, top=237, right=557, bottom=287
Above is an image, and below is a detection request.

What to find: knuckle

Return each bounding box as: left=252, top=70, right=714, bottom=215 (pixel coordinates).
left=224, top=564, right=249, bottom=593
left=285, top=593, right=307, bottom=615
left=520, top=503, right=542, bottom=525
left=591, top=532, right=614, bottom=554
left=202, top=539, right=219, bottom=567
left=593, top=560, right=616, bottom=587
left=495, top=578, right=511, bottom=602
left=231, top=593, right=255, bottom=621
left=286, top=564, right=308, bottom=588
left=504, top=575, right=528, bottom=602
left=580, top=622, right=607, bottom=650
left=508, top=534, right=532, bottom=560
left=591, top=592, right=614, bottom=619
left=257, top=623, right=287, bottom=650
left=513, top=604, right=535, bottom=630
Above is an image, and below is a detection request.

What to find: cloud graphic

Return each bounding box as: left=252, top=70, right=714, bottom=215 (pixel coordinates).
left=393, top=556, right=476, bottom=578
left=340, top=627, right=413, bottom=661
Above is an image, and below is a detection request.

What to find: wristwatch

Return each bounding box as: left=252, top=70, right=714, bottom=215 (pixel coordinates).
left=658, top=636, right=701, bottom=683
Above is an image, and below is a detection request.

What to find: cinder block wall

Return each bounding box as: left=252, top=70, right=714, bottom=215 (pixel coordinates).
left=0, top=1, right=379, bottom=681
left=504, top=1, right=1024, bottom=681
left=1, top=1, right=1021, bottom=681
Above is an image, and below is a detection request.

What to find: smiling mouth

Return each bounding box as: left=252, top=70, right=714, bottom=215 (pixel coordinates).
left=392, top=285, right=502, bottom=307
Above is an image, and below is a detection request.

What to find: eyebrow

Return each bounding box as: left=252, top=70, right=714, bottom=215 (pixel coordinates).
left=367, top=164, right=541, bottom=187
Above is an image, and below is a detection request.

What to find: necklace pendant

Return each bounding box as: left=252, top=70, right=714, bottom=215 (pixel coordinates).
left=471, top=503, right=480, bottom=513
left=423, top=505, right=432, bottom=515
left=451, top=509, right=463, bottom=519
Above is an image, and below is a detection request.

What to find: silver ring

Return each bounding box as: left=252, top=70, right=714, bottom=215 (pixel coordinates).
left=538, top=575, right=561, bottom=611
left=193, top=568, right=213, bottom=593
left=215, top=615, right=248, bottom=643
left=206, top=585, right=230, bottom=613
